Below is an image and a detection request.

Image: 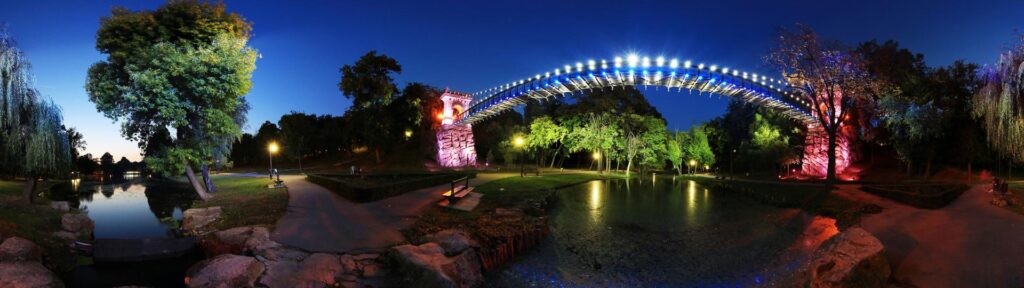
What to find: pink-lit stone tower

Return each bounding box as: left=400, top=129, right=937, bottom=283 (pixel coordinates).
left=436, top=90, right=477, bottom=167
left=800, top=125, right=851, bottom=177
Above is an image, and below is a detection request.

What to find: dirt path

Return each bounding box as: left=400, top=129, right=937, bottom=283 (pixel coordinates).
left=833, top=184, right=1024, bottom=287
left=269, top=173, right=515, bottom=253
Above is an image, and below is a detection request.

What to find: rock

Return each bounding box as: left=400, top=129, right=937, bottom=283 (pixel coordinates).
left=185, top=254, right=264, bottom=288
left=256, top=246, right=309, bottom=262
left=361, top=262, right=386, bottom=278
left=48, top=201, right=70, bottom=212
left=51, top=231, right=78, bottom=242
left=259, top=253, right=347, bottom=288
left=0, top=262, right=64, bottom=288
left=0, top=237, right=43, bottom=262
left=339, top=254, right=357, bottom=274
left=201, top=226, right=279, bottom=257
left=391, top=242, right=483, bottom=288
left=493, top=208, right=524, bottom=221
left=799, top=228, right=890, bottom=287
left=426, top=229, right=478, bottom=256
left=182, top=207, right=222, bottom=236
left=60, top=213, right=94, bottom=235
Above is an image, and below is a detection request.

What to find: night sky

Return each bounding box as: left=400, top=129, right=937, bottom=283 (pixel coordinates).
left=1, top=0, right=1021, bottom=161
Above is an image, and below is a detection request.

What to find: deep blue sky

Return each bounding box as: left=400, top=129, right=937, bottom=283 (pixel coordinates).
left=1, top=0, right=1021, bottom=161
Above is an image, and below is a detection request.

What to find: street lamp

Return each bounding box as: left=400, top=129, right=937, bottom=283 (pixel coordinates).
left=268, top=142, right=279, bottom=180
left=404, top=129, right=413, bottom=140
left=689, top=159, right=697, bottom=174
left=592, top=152, right=602, bottom=174
left=514, top=136, right=525, bottom=177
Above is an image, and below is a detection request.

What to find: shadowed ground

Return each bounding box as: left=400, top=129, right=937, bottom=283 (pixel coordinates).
left=269, top=173, right=515, bottom=253
left=834, top=184, right=1024, bottom=287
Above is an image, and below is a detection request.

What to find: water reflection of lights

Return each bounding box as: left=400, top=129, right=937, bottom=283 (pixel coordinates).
left=589, top=181, right=602, bottom=223
left=686, top=180, right=697, bottom=217
left=70, top=178, right=81, bottom=191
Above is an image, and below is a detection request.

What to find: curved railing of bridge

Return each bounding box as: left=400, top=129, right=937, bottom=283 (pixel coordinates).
left=456, top=54, right=814, bottom=125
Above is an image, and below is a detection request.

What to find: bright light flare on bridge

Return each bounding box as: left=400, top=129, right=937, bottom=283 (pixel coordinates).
left=627, top=54, right=639, bottom=67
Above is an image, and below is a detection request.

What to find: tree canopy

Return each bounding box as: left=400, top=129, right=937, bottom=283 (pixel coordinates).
left=86, top=0, right=257, bottom=199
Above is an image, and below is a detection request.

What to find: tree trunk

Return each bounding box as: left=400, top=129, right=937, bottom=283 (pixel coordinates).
left=298, top=156, right=303, bottom=173
left=202, top=164, right=216, bottom=193
left=548, top=146, right=561, bottom=168
left=185, top=163, right=212, bottom=200
left=626, top=157, right=633, bottom=177
left=826, top=129, right=838, bottom=186
left=23, top=176, right=37, bottom=204
left=374, top=147, right=381, bottom=164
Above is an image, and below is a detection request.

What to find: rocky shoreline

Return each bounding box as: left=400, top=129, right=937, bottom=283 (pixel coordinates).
left=0, top=201, right=94, bottom=288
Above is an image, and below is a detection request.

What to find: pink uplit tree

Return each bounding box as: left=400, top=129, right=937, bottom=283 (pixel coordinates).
left=766, top=25, right=873, bottom=184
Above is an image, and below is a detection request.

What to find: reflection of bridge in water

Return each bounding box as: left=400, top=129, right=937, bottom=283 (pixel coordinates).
left=435, top=54, right=849, bottom=176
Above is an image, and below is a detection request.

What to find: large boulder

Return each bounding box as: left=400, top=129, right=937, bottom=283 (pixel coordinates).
left=0, top=262, right=64, bottom=288
left=185, top=254, right=264, bottom=288
left=0, top=237, right=43, bottom=262
left=391, top=242, right=483, bottom=288
left=257, top=253, right=348, bottom=287
left=799, top=228, right=890, bottom=287
left=200, top=226, right=278, bottom=257
left=48, top=201, right=70, bottom=212
left=60, top=213, right=93, bottom=235
left=426, top=230, right=478, bottom=256
left=182, top=207, right=222, bottom=236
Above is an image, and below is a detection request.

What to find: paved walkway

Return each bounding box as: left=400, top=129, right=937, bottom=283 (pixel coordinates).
left=833, top=184, right=1024, bottom=287
left=269, top=173, right=515, bottom=253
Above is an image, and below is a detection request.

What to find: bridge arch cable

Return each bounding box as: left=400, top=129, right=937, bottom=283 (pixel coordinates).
left=455, top=54, right=815, bottom=125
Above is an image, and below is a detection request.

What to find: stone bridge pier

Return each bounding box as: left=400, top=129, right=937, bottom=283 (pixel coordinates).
left=436, top=90, right=477, bottom=167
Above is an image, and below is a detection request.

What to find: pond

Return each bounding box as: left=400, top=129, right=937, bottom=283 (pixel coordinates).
left=490, top=178, right=839, bottom=287
left=48, top=177, right=202, bottom=288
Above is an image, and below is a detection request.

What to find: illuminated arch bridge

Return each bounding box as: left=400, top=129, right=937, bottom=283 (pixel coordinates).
left=436, top=54, right=847, bottom=177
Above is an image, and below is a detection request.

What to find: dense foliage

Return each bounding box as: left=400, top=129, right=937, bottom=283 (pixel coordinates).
left=87, top=1, right=257, bottom=198
left=0, top=32, right=72, bottom=202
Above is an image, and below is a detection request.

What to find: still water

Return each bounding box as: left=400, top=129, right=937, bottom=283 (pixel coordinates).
left=49, top=177, right=201, bottom=288
left=51, top=177, right=197, bottom=239
left=492, top=178, right=838, bottom=287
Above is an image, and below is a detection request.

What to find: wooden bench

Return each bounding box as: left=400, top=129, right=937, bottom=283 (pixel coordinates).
left=442, top=176, right=473, bottom=203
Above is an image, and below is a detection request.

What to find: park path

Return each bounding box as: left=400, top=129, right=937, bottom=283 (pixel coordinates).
left=833, top=184, right=1024, bottom=287
left=269, top=173, right=515, bottom=253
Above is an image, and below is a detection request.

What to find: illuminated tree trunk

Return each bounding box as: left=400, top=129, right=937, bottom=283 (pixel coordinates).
left=826, top=128, right=837, bottom=185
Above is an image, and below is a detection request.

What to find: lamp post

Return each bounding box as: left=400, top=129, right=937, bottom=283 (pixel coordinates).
left=592, top=152, right=602, bottom=174
left=404, top=129, right=413, bottom=140
left=514, top=136, right=525, bottom=177
left=268, top=142, right=279, bottom=180
left=689, top=159, right=697, bottom=174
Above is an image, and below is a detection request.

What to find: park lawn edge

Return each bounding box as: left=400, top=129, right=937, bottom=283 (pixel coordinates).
left=191, top=175, right=288, bottom=231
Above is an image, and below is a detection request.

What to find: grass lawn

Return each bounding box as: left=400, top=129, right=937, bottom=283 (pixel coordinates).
left=192, top=176, right=288, bottom=230
left=0, top=179, right=79, bottom=273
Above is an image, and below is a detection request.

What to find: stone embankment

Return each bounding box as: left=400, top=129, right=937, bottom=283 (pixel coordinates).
left=0, top=204, right=92, bottom=288
left=183, top=206, right=389, bottom=288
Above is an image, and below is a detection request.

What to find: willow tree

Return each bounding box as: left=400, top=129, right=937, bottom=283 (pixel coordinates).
left=973, top=36, right=1024, bottom=171
left=766, top=25, right=872, bottom=184
left=87, top=1, right=257, bottom=200
left=0, top=33, right=71, bottom=203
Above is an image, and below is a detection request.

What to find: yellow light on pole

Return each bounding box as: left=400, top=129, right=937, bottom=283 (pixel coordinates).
left=404, top=129, right=413, bottom=139
left=689, top=159, right=697, bottom=167
left=268, top=142, right=279, bottom=180
left=592, top=152, right=601, bottom=160
left=514, top=136, right=525, bottom=177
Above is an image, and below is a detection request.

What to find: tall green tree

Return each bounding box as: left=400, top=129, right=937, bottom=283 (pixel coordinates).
left=878, top=95, right=944, bottom=175
left=87, top=1, right=257, bottom=199
left=0, top=32, right=71, bottom=203
left=678, top=124, right=715, bottom=174
left=525, top=116, right=568, bottom=168
left=278, top=112, right=319, bottom=172
left=338, top=51, right=402, bottom=164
